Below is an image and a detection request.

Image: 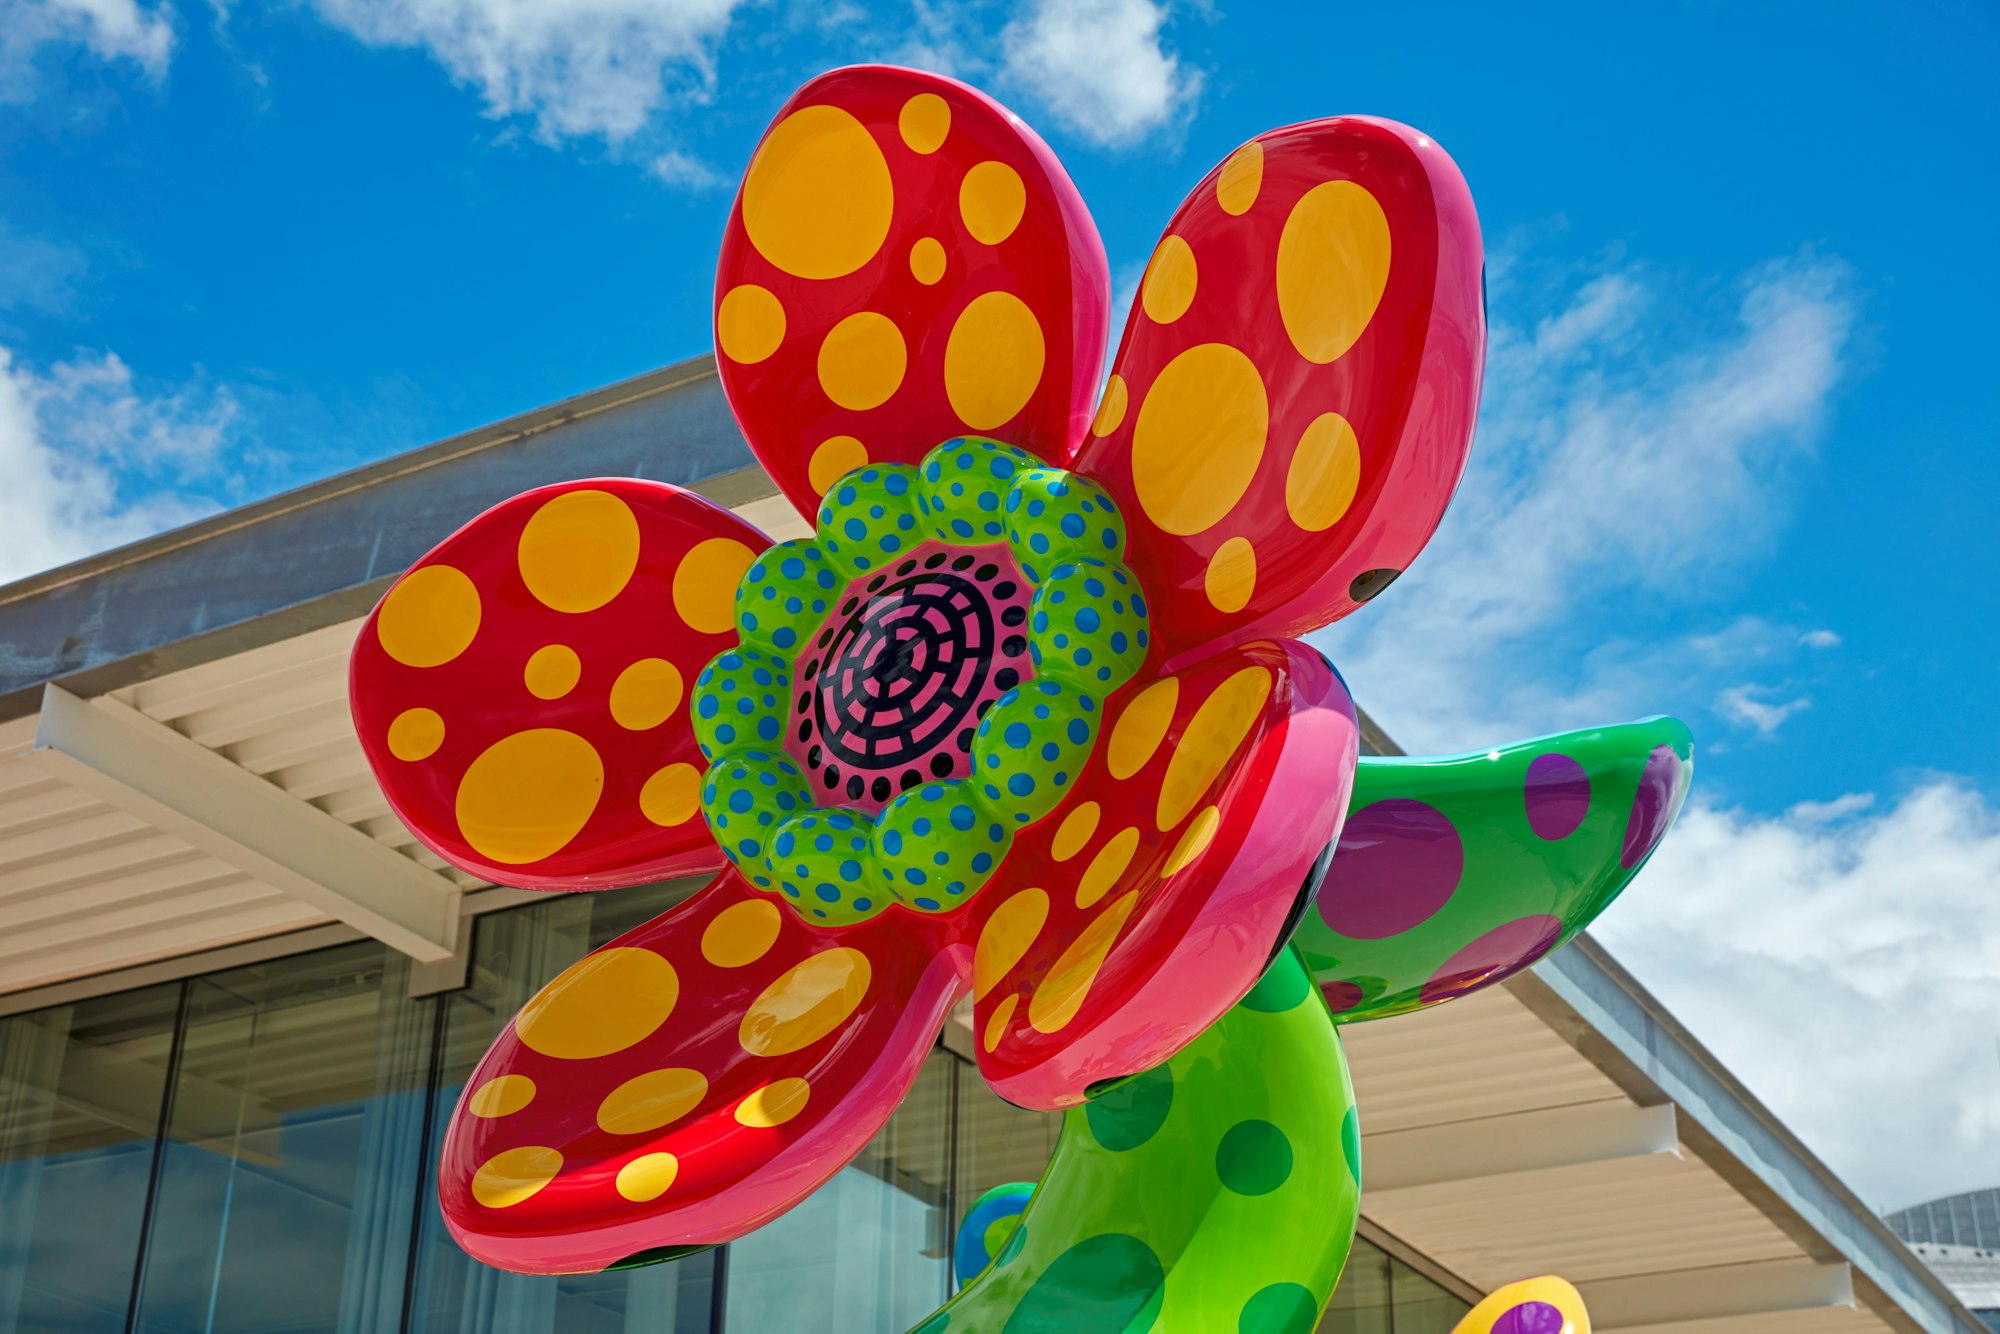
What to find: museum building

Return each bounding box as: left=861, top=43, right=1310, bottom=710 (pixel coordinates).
left=0, top=359, right=1981, bottom=1334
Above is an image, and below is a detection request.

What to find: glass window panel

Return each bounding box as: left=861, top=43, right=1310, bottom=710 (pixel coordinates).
left=949, top=1057, right=1059, bottom=1204
left=408, top=879, right=719, bottom=1334
left=1319, top=1236, right=1392, bottom=1334
left=0, top=982, right=180, bottom=1334
left=725, top=1052, right=953, bottom=1332
left=128, top=941, right=436, bottom=1334
left=1388, top=1254, right=1472, bottom=1334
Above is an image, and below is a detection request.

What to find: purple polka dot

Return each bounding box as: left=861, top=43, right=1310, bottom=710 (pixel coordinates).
left=1320, top=980, right=1365, bottom=1014
left=1419, top=914, right=1563, bottom=1006
left=1493, top=1302, right=1568, bottom=1334
left=1621, top=744, right=1685, bottom=869
left=1318, top=799, right=1464, bottom=940
left=1524, top=753, right=1590, bottom=841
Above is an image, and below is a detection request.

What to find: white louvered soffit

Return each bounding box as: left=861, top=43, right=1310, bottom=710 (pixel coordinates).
left=28, top=685, right=460, bottom=962
left=1345, top=985, right=1877, bottom=1334
left=0, top=487, right=809, bottom=994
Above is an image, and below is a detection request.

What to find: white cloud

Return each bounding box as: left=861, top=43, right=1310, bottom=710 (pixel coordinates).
left=1787, top=791, right=1874, bottom=823
left=1595, top=781, right=2000, bottom=1208
left=1717, top=683, right=1811, bottom=735
left=1317, top=253, right=1856, bottom=753
left=1801, top=628, right=1841, bottom=649
left=896, top=0, right=979, bottom=81
left=0, top=344, right=235, bottom=582
left=304, top=0, right=745, bottom=143
left=0, top=0, right=174, bottom=96
left=0, top=220, right=87, bottom=315
left=1000, top=0, right=1200, bottom=148
left=646, top=148, right=723, bottom=192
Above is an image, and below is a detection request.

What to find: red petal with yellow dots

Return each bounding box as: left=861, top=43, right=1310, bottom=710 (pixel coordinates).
left=1075, top=117, right=1484, bottom=661
left=715, top=65, right=1111, bottom=520
left=966, top=639, right=1358, bottom=1109
left=438, top=870, right=965, bottom=1273
left=350, top=479, right=768, bottom=889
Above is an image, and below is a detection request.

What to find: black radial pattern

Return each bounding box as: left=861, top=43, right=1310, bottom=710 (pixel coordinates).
left=803, top=568, right=997, bottom=792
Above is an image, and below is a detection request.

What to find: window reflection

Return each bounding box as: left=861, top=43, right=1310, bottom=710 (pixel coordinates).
left=950, top=1058, right=1059, bottom=1208
left=725, top=1053, right=953, bottom=1332
left=1319, top=1238, right=1473, bottom=1334
left=1387, top=1254, right=1472, bottom=1334
left=0, top=984, right=179, bottom=1334
left=407, top=879, right=720, bottom=1334
left=0, top=879, right=1480, bottom=1334
left=128, top=944, right=433, bottom=1334
left=1322, top=1237, right=1394, bottom=1334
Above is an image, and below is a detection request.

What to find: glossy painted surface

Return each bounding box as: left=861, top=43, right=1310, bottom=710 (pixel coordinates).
left=425, top=634, right=1360, bottom=1274
left=691, top=438, right=1151, bottom=927
left=964, top=637, right=1357, bottom=1110
left=914, top=947, right=1360, bottom=1334
left=951, top=1183, right=1034, bottom=1289
left=714, top=66, right=1111, bottom=519
left=437, top=868, right=965, bottom=1273
left=349, top=478, right=760, bottom=889
left=1450, top=1276, right=1592, bottom=1334
left=337, top=62, right=1692, bottom=1304
left=1073, top=115, right=1485, bottom=666
left=1294, top=718, right=1694, bottom=1023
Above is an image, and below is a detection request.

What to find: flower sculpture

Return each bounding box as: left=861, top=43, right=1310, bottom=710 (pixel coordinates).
left=926, top=721, right=1687, bottom=1331
left=349, top=64, right=1689, bottom=1303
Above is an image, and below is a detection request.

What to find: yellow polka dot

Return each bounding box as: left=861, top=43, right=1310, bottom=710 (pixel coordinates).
left=1107, top=677, right=1179, bottom=779
left=702, top=899, right=782, bottom=968
left=673, top=538, right=756, bottom=635
left=1286, top=412, right=1362, bottom=531
left=387, top=708, right=445, bottom=761
left=740, top=948, right=871, bottom=1056
left=910, top=236, right=946, bottom=285
left=1131, top=343, right=1269, bottom=535
left=523, top=644, right=581, bottom=700
left=1204, top=537, right=1256, bottom=614
left=518, top=490, right=641, bottom=614
left=640, top=763, right=702, bottom=827
left=983, top=993, right=1018, bottom=1052
left=1141, top=236, right=1197, bottom=324
left=1216, top=141, right=1263, bottom=215
left=1163, top=805, right=1220, bottom=876
left=456, top=729, right=604, bottom=865
left=944, top=291, right=1045, bottom=431
left=598, top=1068, right=708, bottom=1135
left=1277, top=180, right=1392, bottom=364
left=736, top=1077, right=812, bottom=1127
left=1157, top=666, right=1272, bottom=830
left=1077, top=826, right=1139, bottom=909
left=377, top=565, right=480, bottom=668
left=1029, top=891, right=1141, bottom=1033
left=471, top=1146, right=561, bottom=1209
left=1092, top=375, right=1128, bottom=437
left=608, top=658, right=684, bottom=730
left=899, top=92, right=949, bottom=153
left=818, top=311, right=907, bottom=412
left=516, top=947, right=678, bottom=1060
left=960, top=160, right=1026, bottom=244
left=974, top=888, right=1048, bottom=1000
left=809, top=436, right=869, bottom=495
left=466, top=1074, right=536, bottom=1118
left=716, top=284, right=785, bottom=365
left=616, top=1153, right=678, bottom=1203
left=742, top=105, right=893, bottom=280
left=1051, top=801, right=1101, bottom=861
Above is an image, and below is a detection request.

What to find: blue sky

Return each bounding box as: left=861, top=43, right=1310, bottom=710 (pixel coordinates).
left=1, top=0, right=1994, bottom=1207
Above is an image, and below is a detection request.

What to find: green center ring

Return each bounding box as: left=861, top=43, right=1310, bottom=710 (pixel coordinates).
left=691, top=437, right=1152, bottom=925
